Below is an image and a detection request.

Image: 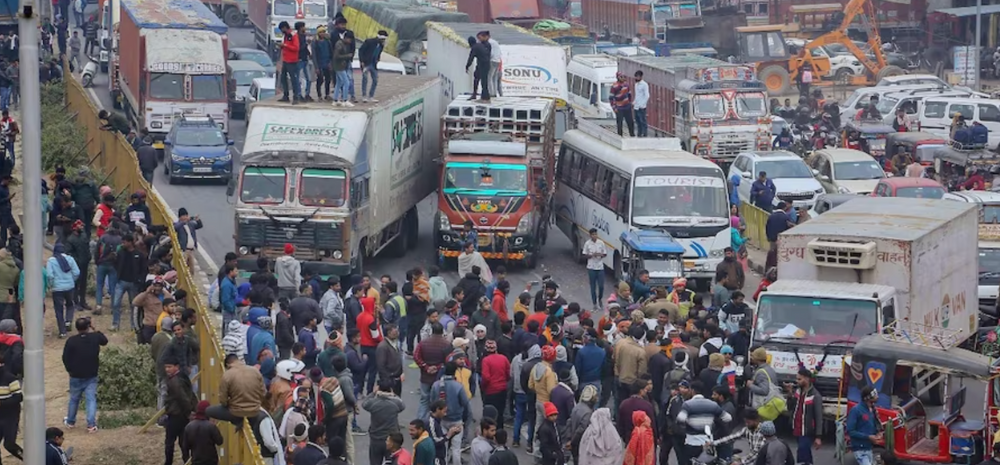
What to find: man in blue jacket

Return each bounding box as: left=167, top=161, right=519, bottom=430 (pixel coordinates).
left=430, top=362, right=470, bottom=465
left=313, top=27, right=333, bottom=101
left=749, top=171, right=777, bottom=212
left=220, top=265, right=239, bottom=335
left=574, top=329, right=604, bottom=395
left=846, top=385, right=882, bottom=465
left=729, top=173, right=741, bottom=209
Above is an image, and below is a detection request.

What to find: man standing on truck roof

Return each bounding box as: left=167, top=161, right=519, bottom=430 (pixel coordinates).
left=633, top=71, right=649, bottom=138
left=277, top=21, right=303, bottom=104
left=313, top=27, right=333, bottom=101
left=358, top=31, right=386, bottom=103
left=465, top=31, right=491, bottom=102
left=295, top=22, right=313, bottom=103
left=610, top=72, right=635, bottom=137
left=332, top=31, right=355, bottom=107
left=484, top=31, right=502, bottom=98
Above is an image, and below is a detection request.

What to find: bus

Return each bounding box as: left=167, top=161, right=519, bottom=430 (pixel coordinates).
left=554, top=118, right=731, bottom=289
left=566, top=54, right=618, bottom=120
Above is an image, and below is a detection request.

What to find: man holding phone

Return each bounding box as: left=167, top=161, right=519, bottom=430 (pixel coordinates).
left=845, top=385, right=883, bottom=465
left=582, top=228, right=607, bottom=310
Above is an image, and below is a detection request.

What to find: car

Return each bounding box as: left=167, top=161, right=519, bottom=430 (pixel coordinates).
left=875, top=73, right=950, bottom=88
left=246, top=77, right=275, bottom=119
left=729, top=151, right=825, bottom=209
left=806, top=193, right=865, bottom=219
left=869, top=177, right=945, bottom=198
left=786, top=39, right=864, bottom=80
left=839, top=84, right=952, bottom=122
left=163, top=115, right=234, bottom=185
left=227, top=60, right=268, bottom=120
left=805, top=148, right=886, bottom=195
left=228, top=47, right=276, bottom=76
left=875, top=88, right=977, bottom=126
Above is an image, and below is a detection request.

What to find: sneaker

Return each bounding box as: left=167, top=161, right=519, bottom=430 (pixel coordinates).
left=361, top=97, right=368, bottom=103
left=333, top=101, right=342, bottom=107
left=278, top=97, right=290, bottom=103
left=86, top=426, right=98, bottom=433
left=512, top=441, right=520, bottom=448
left=81, top=303, right=93, bottom=311
left=58, top=333, right=66, bottom=339
left=370, top=98, right=379, bottom=103
left=110, top=325, right=119, bottom=332
left=343, top=101, right=355, bottom=108
left=526, top=445, right=533, bottom=454
left=92, top=307, right=102, bottom=316
left=352, top=426, right=367, bottom=436
left=63, top=418, right=75, bottom=428
left=305, top=96, right=314, bottom=102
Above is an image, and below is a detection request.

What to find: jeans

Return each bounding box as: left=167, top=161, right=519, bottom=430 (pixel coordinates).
left=66, top=377, right=98, bottom=427
left=112, top=281, right=137, bottom=328
left=417, top=382, right=432, bottom=422
left=74, top=10, right=84, bottom=27
left=0, top=87, right=9, bottom=112
left=362, top=64, right=378, bottom=98
left=533, top=401, right=547, bottom=457
left=635, top=108, right=648, bottom=137
left=406, top=314, right=425, bottom=353
left=489, top=61, right=501, bottom=97
left=442, top=419, right=463, bottom=465
left=361, top=345, right=378, bottom=393
left=317, top=65, right=332, bottom=97
left=165, top=414, right=190, bottom=465
left=587, top=269, right=604, bottom=307
left=853, top=450, right=874, bottom=465
left=347, top=63, right=356, bottom=98
left=279, top=61, right=301, bottom=100
left=4, top=140, right=13, bottom=172
left=52, top=289, right=74, bottom=335
left=299, top=59, right=311, bottom=97
left=616, top=108, right=635, bottom=136
left=333, top=70, right=350, bottom=101
left=797, top=435, right=814, bottom=464
left=513, top=392, right=533, bottom=444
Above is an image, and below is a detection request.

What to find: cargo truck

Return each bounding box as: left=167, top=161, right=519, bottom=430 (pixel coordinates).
left=942, top=191, right=1000, bottom=319
left=755, top=197, right=979, bottom=417
left=231, top=74, right=442, bottom=277
left=98, top=0, right=119, bottom=73
left=117, top=0, right=230, bottom=153
left=434, top=96, right=556, bottom=268
left=249, top=0, right=329, bottom=59
left=203, top=0, right=247, bottom=27
left=617, top=55, right=771, bottom=168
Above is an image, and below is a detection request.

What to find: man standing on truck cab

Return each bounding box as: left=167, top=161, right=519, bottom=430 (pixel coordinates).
left=358, top=31, right=386, bottom=103
left=277, top=21, right=302, bottom=104
left=610, top=72, right=635, bottom=137
left=332, top=31, right=355, bottom=107
left=313, top=27, right=333, bottom=101
left=295, top=22, right=313, bottom=102
left=633, top=70, right=649, bottom=137
left=484, top=30, right=502, bottom=98
left=465, top=31, right=491, bottom=102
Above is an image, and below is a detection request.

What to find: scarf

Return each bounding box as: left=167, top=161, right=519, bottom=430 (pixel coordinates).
left=579, top=408, right=623, bottom=465
left=624, top=411, right=655, bottom=465
left=52, top=243, right=72, bottom=273
left=457, top=251, right=493, bottom=283
left=413, top=277, right=431, bottom=303
left=412, top=431, right=430, bottom=455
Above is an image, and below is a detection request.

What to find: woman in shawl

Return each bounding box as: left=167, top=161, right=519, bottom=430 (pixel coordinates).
left=624, top=411, right=655, bottom=465
left=457, top=241, right=493, bottom=284
left=578, top=408, right=623, bottom=465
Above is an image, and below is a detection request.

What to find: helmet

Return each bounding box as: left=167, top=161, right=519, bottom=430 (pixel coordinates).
left=276, top=359, right=305, bottom=381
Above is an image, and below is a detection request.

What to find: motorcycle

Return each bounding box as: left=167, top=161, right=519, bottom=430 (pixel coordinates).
left=695, top=425, right=743, bottom=465
left=81, top=55, right=98, bottom=88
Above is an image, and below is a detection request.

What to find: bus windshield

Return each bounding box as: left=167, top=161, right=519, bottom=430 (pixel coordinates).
left=755, top=295, right=878, bottom=344
left=632, top=175, right=728, bottom=221
left=240, top=167, right=286, bottom=204
left=443, top=163, right=528, bottom=194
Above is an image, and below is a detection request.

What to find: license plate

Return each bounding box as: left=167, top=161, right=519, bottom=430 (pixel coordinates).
left=683, top=260, right=695, bottom=269
left=152, top=142, right=164, bottom=149
left=193, top=167, right=212, bottom=173
left=477, top=235, right=491, bottom=247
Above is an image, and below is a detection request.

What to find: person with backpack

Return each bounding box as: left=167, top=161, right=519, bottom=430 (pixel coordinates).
left=430, top=362, right=471, bottom=465
left=94, top=226, right=121, bottom=316
left=749, top=348, right=785, bottom=421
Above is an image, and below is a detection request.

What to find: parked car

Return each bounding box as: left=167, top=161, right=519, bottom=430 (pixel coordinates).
left=729, top=151, right=825, bottom=209
left=806, top=148, right=886, bottom=195
left=228, top=47, right=276, bottom=76
left=870, top=177, right=945, bottom=198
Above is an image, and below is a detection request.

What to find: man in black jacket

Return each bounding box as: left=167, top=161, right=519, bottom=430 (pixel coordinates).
left=113, top=234, right=147, bottom=332
left=0, top=349, right=22, bottom=462
left=184, top=401, right=223, bottom=465
left=465, top=31, right=492, bottom=102
left=64, top=220, right=91, bottom=311
left=61, top=317, right=108, bottom=431
left=457, top=267, right=486, bottom=317
left=163, top=356, right=198, bottom=465
left=136, top=136, right=157, bottom=184
left=357, top=31, right=386, bottom=102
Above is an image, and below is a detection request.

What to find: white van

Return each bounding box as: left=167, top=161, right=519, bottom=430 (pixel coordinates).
left=917, top=97, right=1000, bottom=148
left=839, top=84, right=955, bottom=121
left=567, top=54, right=618, bottom=119
left=876, top=88, right=976, bottom=126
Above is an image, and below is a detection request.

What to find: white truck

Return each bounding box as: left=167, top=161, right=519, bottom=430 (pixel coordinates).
left=231, top=74, right=442, bottom=277
left=756, top=197, right=979, bottom=416
left=944, top=190, right=1000, bottom=318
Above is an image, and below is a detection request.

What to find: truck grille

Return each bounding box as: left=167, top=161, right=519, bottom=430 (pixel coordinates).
left=238, top=220, right=344, bottom=252
left=714, top=140, right=753, bottom=158
left=777, top=374, right=843, bottom=399
left=777, top=192, right=815, bottom=203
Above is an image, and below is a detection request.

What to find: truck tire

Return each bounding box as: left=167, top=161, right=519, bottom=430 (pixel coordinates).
left=222, top=7, right=244, bottom=27
left=406, top=209, right=419, bottom=250
left=876, top=65, right=906, bottom=82
left=389, top=221, right=409, bottom=257
left=760, top=66, right=791, bottom=95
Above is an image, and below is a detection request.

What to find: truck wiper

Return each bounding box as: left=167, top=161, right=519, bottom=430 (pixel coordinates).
left=980, top=271, right=1000, bottom=279
left=259, top=206, right=281, bottom=225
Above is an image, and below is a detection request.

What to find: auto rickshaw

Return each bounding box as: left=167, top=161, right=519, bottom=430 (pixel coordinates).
left=843, top=119, right=897, bottom=160
left=617, top=230, right=686, bottom=289
left=885, top=132, right=948, bottom=166
left=838, top=324, right=1000, bottom=464
left=932, top=146, right=1000, bottom=189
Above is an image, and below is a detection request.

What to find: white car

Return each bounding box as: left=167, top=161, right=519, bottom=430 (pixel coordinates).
left=876, top=73, right=989, bottom=96
left=805, top=148, right=885, bottom=195
left=786, top=39, right=864, bottom=80
left=729, top=151, right=825, bottom=209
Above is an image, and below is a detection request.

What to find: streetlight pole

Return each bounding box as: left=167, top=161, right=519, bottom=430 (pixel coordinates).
left=975, top=0, right=983, bottom=91
left=18, top=0, right=46, bottom=462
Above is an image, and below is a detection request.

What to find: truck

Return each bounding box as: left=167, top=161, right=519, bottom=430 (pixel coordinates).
left=755, top=197, right=979, bottom=416
left=941, top=190, right=1000, bottom=320
left=202, top=0, right=247, bottom=27
left=341, top=0, right=468, bottom=75
left=616, top=55, right=771, bottom=168
left=98, top=0, right=119, bottom=73
left=249, top=0, right=329, bottom=60
left=425, top=22, right=572, bottom=135
left=117, top=0, right=230, bottom=153
left=434, top=96, right=556, bottom=268
left=232, top=74, right=442, bottom=277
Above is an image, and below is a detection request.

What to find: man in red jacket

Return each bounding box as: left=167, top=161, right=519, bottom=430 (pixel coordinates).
left=276, top=21, right=302, bottom=103
left=356, top=295, right=381, bottom=395
left=480, top=340, right=510, bottom=422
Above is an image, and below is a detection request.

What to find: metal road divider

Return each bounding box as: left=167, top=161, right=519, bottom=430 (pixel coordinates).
left=65, top=78, right=266, bottom=465
left=741, top=201, right=771, bottom=252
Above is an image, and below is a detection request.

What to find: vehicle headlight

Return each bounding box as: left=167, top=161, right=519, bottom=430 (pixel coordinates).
left=219, top=153, right=232, bottom=162
left=437, top=213, right=451, bottom=231
left=710, top=249, right=724, bottom=258
left=838, top=185, right=851, bottom=194
left=332, top=250, right=343, bottom=259
left=815, top=188, right=824, bottom=194
left=238, top=246, right=249, bottom=255
left=516, top=215, right=532, bottom=234
left=151, top=121, right=162, bottom=129
left=171, top=154, right=184, bottom=162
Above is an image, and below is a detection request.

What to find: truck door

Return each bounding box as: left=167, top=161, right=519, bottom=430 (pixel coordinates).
left=879, top=296, right=896, bottom=330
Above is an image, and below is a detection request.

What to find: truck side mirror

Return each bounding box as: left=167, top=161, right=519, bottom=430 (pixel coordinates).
left=226, top=178, right=236, bottom=197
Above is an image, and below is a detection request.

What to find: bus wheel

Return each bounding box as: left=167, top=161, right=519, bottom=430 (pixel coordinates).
left=613, top=251, right=622, bottom=282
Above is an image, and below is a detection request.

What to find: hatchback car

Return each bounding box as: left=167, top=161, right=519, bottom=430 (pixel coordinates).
left=870, top=177, right=945, bottom=198
left=806, top=148, right=885, bottom=195
left=228, top=47, right=276, bottom=76
left=729, top=151, right=825, bottom=209
left=163, top=115, right=234, bottom=184
left=227, top=60, right=268, bottom=119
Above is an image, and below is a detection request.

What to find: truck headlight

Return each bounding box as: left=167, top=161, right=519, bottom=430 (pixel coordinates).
left=151, top=121, right=162, bottom=129
left=238, top=246, right=249, bottom=255
left=437, top=213, right=451, bottom=231
left=516, top=215, right=532, bottom=234
left=332, top=250, right=343, bottom=259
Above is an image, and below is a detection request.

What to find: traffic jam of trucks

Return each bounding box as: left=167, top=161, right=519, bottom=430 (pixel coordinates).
left=86, top=0, right=1000, bottom=445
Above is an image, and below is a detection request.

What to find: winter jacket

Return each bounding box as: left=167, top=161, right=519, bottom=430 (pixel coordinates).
left=64, top=232, right=91, bottom=266
left=219, top=363, right=265, bottom=418
left=480, top=353, right=510, bottom=395
left=376, top=338, right=403, bottom=382
left=115, top=244, right=147, bottom=285
left=164, top=372, right=198, bottom=417
left=414, top=334, right=451, bottom=385
left=274, top=255, right=301, bottom=290
left=845, top=402, right=878, bottom=451
left=183, top=418, right=224, bottom=465
left=0, top=253, right=18, bottom=297
left=357, top=298, right=382, bottom=347
left=574, top=342, right=604, bottom=383
left=528, top=360, right=557, bottom=403
left=537, top=420, right=564, bottom=465
left=319, top=289, right=344, bottom=330
left=136, top=143, right=158, bottom=174
left=788, top=384, right=824, bottom=437
left=298, top=327, right=319, bottom=367
left=46, top=254, right=79, bottom=292
left=550, top=382, right=575, bottom=427
left=0, top=366, right=22, bottom=417
left=312, top=38, right=332, bottom=68
left=289, top=296, right=320, bottom=334
left=0, top=333, right=23, bottom=377
left=249, top=322, right=277, bottom=364
left=344, top=343, right=366, bottom=386
left=332, top=39, right=353, bottom=72
left=275, top=311, right=294, bottom=350
left=174, top=218, right=203, bottom=251
left=465, top=40, right=491, bottom=72
left=280, top=31, right=299, bottom=64
left=18, top=268, right=48, bottom=303
left=95, top=233, right=121, bottom=266
left=357, top=38, right=383, bottom=66
left=430, top=376, right=471, bottom=423
left=470, top=308, right=501, bottom=340
left=361, top=392, right=406, bottom=440
left=220, top=276, right=238, bottom=314
left=71, top=180, right=99, bottom=210
left=457, top=273, right=486, bottom=315
left=613, top=337, right=647, bottom=385
left=428, top=276, right=449, bottom=308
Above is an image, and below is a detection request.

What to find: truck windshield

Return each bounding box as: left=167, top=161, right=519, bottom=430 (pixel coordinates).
left=755, top=295, right=878, bottom=344
left=192, top=75, right=225, bottom=100
left=982, top=205, right=1000, bottom=223
left=735, top=92, right=767, bottom=117
left=980, top=247, right=1000, bottom=286
left=632, top=175, right=728, bottom=219
left=443, top=163, right=528, bottom=194
left=693, top=94, right=725, bottom=119
left=241, top=167, right=286, bottom=204
left=299, top=169, right=346, bottom=207
left=149, top=73, right=185, bottom=100
left=272, top=0, right=297, bottom=15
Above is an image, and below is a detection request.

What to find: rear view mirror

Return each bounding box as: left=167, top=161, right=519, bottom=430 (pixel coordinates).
left=740, top=172, right=751, bottom=179
left=228, top=139, right=235, bottom=146
left=226, top=178, right=236, bottom=197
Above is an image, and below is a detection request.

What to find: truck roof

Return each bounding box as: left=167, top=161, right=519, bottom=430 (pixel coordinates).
left=121, top=0, right=228, bottom=34
left=428, top=22, right=558, bottom=46
left=621, top=54, right=730, bottom=72
left=243, top=74, right=438, bottom=166
left=782, top=197, right=977, bottom=242
left=764, top=279, right=897, bottom=300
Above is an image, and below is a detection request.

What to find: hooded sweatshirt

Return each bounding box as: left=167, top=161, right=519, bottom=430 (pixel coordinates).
left=428, top=275, right=449, bottom=308
left=357, top=296, right=382, bottom=348
left=274, top=255, right=301, bottom=290
left=529, top=358, right=557, bottom=403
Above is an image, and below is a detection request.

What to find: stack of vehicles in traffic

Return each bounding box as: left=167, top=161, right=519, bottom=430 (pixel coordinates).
left=756, top=197, right=979, bottom=417
left=554, top=118, right=731, bottom=289
left=616, top=55, right=772, bottom=168
left=566, top=54, right=617, bottom=119
left=342, top=0, right=469, bottom=75
left=943, top=190, right=1000, bottom=323
left=115, top=0, right=230, bottom=154
left=231, top=74, right=442, bottom=277
left=433, top=96, right=557, bottom=268
left=249, top=0, right=329, bottom=59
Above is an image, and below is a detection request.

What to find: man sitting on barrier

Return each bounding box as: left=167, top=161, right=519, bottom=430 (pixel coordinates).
left=206, top=353, right=266, bottom=431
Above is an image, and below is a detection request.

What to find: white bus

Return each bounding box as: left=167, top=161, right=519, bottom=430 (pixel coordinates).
left=566, top=54, right=618, bottom=120
left=554, top=119, right=731, bottom=288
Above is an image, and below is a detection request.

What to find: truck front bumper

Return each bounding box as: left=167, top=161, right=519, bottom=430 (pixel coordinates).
left=682, top=257, right=722, bottom=279
left=237, top=257, right=351, bottom=279
left=436, top=231, right=535, bottom=260
left=169, top=159, right=233, bottom=180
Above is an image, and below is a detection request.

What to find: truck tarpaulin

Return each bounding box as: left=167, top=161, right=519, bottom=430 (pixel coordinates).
left=458, top=0, right=540, bottom=22
left=120, top=0, right=229, bottom=34
left=342, top=0, right=469, bottom=56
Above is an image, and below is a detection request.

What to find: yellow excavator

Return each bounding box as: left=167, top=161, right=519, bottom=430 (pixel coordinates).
left=735, top=0, right=904, bottom=95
